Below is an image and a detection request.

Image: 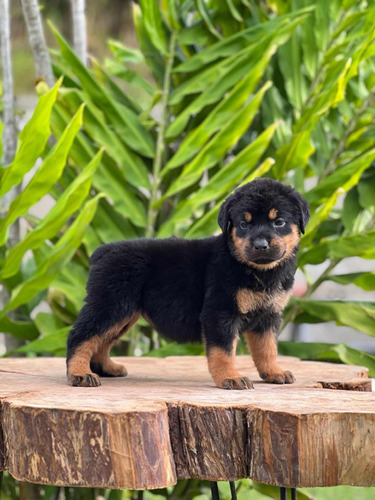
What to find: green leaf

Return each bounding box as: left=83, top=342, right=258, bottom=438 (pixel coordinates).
left=195, top=0, right=223, bottom=39
left=3, top=195, right=103, bottom=313
left=147, top=342, right=204, bottom=357
left=165, top=82, right=272, bottom=198
left=173, top=7, right=313, bottom=73
left=326, top=271, right=375, bottom=291
left=0, top=315, right=39, bottom=340
left=139, top=0, right=169, bottom=55
left=2, top=149, right=103, bottom=279
left=305, top=148, right=375, bottom=208
left=300, top=229, right=375, bottom=266
left=52, top=261, right=88, bottom=311
left=50, top=23, right=155, bottom=158
left=108, top=39, right=144, bottom=63
left=0, top=105, right=84, bottom=246
left=0, top=78, right=62, bottom=198
left=34, top=312, right=66, bottom=335
left=163, top=61, right=274, bottom=172
left=58, top=88, right=151, bottom=189
left=158, top=124, right=277, bottom=237
left=293, top=299, right=375, bottom=337
left=11, top=327, right=70, bottom=355
left=279, top=341, right=375, bottom=377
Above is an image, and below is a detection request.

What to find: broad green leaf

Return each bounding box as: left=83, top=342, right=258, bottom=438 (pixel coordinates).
left=293, top=299, right=375, bottom=337
left=3, top=195, right=103, bottom=313
left=167, top=43, right=273, bottom=138
left=133, top=3, right=165, bottom=86
left=279, top=341, right=375, bottom=377
left=2, top=150, right=103, bottom=279
left=108, top=39, right=144, bottom=63
left=165, top=82, right=272, bottom=198
left=34, top=312, right=66, bottom=335
left=305, top=148, right=375, bottom=207
left=140, top=0, right=169, bottom=55
left=173, top=7, right=313, bottom=73
left=164, top=57, right=274, bottom=171
left=51, top=100, right=147, bottom=227
left=299, top=229, right=375, bottom=266
left=58, top=88, right=151, bottom=189
left=158, top=124, right=277, bottom=237
left=0, top=314, right=39, bottom=340
left=52, top=261, right=88, bottom=311
left=185, top=157, right=274, bottom=238
left=326, top=271, right=375, bottom=291
left=11, top=327, right=70, bottom=355
left=195, top=0, right=223, bottom=39
left=301, top=187, right=344, bottom=247
left=0, top=106, right=84, bottom=246
left=51, top=24, right=155, bottom=158
left=147, top=342, right=205, bottom=357
left=0, top=78, right=62, bottom=198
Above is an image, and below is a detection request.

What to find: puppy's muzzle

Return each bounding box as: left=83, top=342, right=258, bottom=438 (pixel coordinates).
left=247, top=237, right=285, bottom=263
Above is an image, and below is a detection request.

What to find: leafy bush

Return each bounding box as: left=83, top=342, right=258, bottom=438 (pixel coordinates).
left=2, top=1, right=375, bottom=499
left=1, top=0, right=375, bottom=375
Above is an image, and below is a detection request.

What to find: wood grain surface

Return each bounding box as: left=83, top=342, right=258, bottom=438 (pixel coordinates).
left=0, top=356, right=374, bottom=489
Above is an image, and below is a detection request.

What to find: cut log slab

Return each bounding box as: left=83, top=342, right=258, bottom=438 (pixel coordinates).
left=0, top=356, right=374, bottom=489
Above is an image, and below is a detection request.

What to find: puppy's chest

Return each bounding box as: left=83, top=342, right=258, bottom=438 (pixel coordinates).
left=235, top=286, right=292, bottom=314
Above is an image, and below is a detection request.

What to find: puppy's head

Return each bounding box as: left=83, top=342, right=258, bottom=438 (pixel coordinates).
left=218, top=178, right=310, bottom=269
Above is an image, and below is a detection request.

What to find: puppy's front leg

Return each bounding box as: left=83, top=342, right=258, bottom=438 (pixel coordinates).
left=203, top=320, right=253, bottom=390
left=245, top=329, right=295, bottom=384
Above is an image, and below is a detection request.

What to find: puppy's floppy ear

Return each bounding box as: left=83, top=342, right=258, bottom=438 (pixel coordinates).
left=291, top=190, right=310, bottom=234
left=218, top=195, right=234, bottom=233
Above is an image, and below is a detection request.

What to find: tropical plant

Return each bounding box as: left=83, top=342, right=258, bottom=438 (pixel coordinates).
left=1, top=1, right=375, bottom=496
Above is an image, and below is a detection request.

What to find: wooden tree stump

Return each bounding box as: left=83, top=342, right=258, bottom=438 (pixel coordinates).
left=0, top=356, right=374, bottom=490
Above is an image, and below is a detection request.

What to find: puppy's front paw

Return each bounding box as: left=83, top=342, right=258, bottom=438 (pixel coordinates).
left=221, top=376, right=254, bottom=390
left=68, top=372, right=101, bottom=387
left=260, top=370, right=296, bottom=384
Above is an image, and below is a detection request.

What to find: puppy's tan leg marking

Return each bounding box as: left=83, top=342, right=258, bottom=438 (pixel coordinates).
left=67, top=336, right=101, bottom=387
left=207, top=340, right=253, bottom=390
left=91, top=313, right=140, bottom=377
left=68, top=314, right=140, bottom=387
left=245, top=330, right=295, bottom=384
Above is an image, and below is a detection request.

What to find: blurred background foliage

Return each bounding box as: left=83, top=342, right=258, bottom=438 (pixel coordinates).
left=1, top=0, right=375, bottom=498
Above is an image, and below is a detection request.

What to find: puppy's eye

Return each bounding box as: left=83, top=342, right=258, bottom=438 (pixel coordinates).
left=274, top=218, right=285, bottom=227
left=240, top=221, right=248, bottom=229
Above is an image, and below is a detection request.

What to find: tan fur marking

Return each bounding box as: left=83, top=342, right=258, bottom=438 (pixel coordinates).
left=282, top=223, right=300, bottom=259
left=245, top=330, right=281, bottom=377
left=68, top=336, right=100, bottom=377
left=244, top=212, right=252, bottom=222
left=269, top=208, right=277, bottom=220
left=91, top=313, right=140, bottom=375
left=236, top=287, right=292, bottom=314
left=245, top=330, right=295, bottom=383
left=273, top=288, right=292, bottom=313
left=207, top=342, right=240, bottom=387
left=231, top=227, right=249, bottom=264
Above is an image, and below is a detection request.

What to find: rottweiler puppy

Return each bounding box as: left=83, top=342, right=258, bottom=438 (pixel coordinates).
left=66, top=178, right=310, bottom=389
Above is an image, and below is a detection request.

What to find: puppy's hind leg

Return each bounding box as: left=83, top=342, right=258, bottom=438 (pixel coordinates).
left=90, top=313, right=140, bottom=377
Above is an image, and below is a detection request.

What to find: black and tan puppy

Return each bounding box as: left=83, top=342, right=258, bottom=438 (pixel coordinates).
left=67, top=178, right=309, bottom=389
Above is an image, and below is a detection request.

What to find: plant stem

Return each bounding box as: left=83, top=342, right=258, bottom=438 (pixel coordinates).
left=146, top=31, right=177, bottom=238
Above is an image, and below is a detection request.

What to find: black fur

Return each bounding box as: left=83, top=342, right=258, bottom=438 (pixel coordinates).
left=67, top=178, right=310, bottom=386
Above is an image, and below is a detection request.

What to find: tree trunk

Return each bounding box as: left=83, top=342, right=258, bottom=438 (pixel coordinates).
left=20, top=0, right=54, bottom=87
left=70, top=0, right=87, bottom=66
left=0, top=0, right=22, bottom=353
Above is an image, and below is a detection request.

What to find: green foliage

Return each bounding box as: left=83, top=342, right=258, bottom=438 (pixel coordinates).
left=1, top=0, right=375, bottom=401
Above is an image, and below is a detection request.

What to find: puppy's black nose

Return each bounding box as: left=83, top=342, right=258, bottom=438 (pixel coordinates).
left=253, top=237, right=269, bottom=251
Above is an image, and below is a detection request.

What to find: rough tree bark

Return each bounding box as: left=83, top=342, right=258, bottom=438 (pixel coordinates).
left=20, top=0, right=54, bottom=87
left=70, top=0, right=87, bottom=66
